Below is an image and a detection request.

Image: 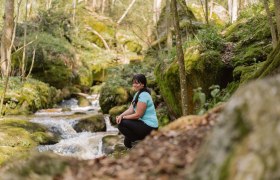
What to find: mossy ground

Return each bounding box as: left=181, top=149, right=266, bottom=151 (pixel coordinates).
left=0, top=119, right=58, bottom=166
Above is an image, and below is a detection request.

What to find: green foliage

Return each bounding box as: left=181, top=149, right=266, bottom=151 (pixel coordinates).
left=0, top=77, right=60, bottom=115
left=193, top=85, right=230, bottom=115
left=156, top=105, right=170, bottom=128
left=196, top=27, right=225, bottom=51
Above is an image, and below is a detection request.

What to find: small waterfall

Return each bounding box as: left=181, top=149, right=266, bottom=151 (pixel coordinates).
left=32, top=94, right=119, bottom=160
left=104, top=114, right=118, bottom=132
left=37, top=132, right=105, bottom=159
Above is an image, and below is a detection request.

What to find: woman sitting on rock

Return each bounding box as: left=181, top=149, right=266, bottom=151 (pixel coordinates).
left=116, top=74, right=158, bottom=148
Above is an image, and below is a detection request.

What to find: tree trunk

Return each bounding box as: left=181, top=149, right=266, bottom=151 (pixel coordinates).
left=228, top=0, right=232, bottom=22
left=205, top=0, right=209, bottom=24
left=171, top=0, right=190, bottom=115
left=209, top=0, right=214, bottom=19
left=166, top=0, right=173, bottom=49
left=264, top=0, right=278, bottom=48
left=0, top=0, right=15, bottom=116
left=231, top=0, right=239, bottom=22
left=153, top=0, right=162, bottom=24
left=21, top=0, right=29, bottom=80
left=274, top=0, right=280, bottom=38
left=117, top=0, right=137, bottom=25
left=249, top=41, right=280, bottom=80
left=1, top=0, right=14, bottom=77
left=101, top=0, right=106, bottom=14
left=73, top=0, right=77, bottom=23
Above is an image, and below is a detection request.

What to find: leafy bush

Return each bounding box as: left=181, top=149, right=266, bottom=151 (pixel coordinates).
left=193, top=85, right=230, bottom=115
left=196, top=27, right=225, bottom=51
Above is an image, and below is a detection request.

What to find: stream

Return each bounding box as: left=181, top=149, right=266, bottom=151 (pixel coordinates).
left=31, top=94, right=119, bottom=160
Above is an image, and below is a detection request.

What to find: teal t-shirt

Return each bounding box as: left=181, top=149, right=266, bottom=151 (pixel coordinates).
left=133, top=91, right=158, bottom=128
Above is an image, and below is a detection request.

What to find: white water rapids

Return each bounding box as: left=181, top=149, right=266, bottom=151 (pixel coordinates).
left=31, top=94, right=119, bottom=160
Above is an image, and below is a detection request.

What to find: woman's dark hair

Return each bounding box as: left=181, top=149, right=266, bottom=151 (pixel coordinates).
left=132, top=74, right=151, bottom=108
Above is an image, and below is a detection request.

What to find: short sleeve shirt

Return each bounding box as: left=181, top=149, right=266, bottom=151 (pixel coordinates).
left=133, top=91, right=158, bottom=128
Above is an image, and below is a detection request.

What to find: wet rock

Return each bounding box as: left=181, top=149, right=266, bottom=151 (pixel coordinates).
left=73, top=114, right=106, bottom=132
left=102, top=134, right=124, bottom=155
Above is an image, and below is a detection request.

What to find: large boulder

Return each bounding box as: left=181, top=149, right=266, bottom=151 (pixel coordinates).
left=0, top=119, right=58, bottom=166
left=99, top=86, right=130, bottom=114
left=186, top=74, right=280, bottom=179
left=155, top=47, right=228, bottom=118
left=73, top=114, right=106, bottom=132
left=1, top=78, right=62, bottom=115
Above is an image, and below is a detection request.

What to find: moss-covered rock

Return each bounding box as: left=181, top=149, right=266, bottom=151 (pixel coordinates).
left=102, top=134, right=124, bottom=155
left=0, top=77, right=61, bottom=115
left=109, top=105, right=129, bottom=125
left=1, top=152, right=71, bottom=179
left=99, top=85, right=130, bottom=114
left=186, top=74, right=280, bottom=180
left=73, top=114, right=105, bottom=132
left=155, top=47, right=227, bottom=117
left=0, top=119, right=58, bottom=166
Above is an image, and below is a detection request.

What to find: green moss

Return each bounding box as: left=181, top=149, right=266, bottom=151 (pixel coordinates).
left=0, top=119, right=57, bottom=166
left=99, top=85, right=130, bottom=113
left=73, top=114, right=106, bottom=132
left=233, top=62, right=265, bottom=82
left=7, top=153, right=69, bottom=177
left=109, top=105, right=128, bottom=125
left=0, top=77, right=60, bottom=115
left=124, top=41, right=142, bottom=53
left=155, top=62, right=182, bottom=117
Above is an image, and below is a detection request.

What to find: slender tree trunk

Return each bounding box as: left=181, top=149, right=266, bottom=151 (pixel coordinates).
left=1, top=0, right=14, bottom=77
left=101, top=0, right=106, bottom=14
left=228, top=0, right=232, bottom=22
left=153, top=0, right=162, bottom=24
left=274, top=0, right=280, bottom=38
left=264, top=0, right=278, bottom=48
left=229, top=0, right=239, bottom=22
left=205, top=0, right=209, bottom=24
left=73, top=0, right=77, bottom=23
left=209, top=0, right=214, bottom=19
left=0, top=0, right=15, bottom=116
left=117, top=0, right=137, bottom=25
left=92, top=0, right=96, bottom=11
left=21, top=0, right=29, bottom=80
left=171, top=0, right=189, bottom=115
left=166, top=0, right=173, bottom=49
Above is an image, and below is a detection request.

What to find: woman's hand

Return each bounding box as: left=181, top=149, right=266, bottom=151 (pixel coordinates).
left=116, top=115, right=122, bottom=124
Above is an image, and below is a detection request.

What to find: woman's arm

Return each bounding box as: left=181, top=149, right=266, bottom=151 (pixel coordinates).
left=116, top=104, right=134, bottom=124
left=122, top=102, right=146, bottom=120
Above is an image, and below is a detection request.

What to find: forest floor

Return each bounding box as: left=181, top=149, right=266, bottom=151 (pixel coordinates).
left=56, top=104, right=224, bottom=180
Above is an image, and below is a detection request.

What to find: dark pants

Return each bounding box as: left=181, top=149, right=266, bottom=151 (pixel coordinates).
left=118, top=119, right=157, bottom=148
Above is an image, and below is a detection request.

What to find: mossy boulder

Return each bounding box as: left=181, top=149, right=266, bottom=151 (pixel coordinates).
left=186, top=74, right=280, bottom=179
left=73, top=114, right=105, bottom=132
left=109, top=105, right=129, bottom=125
left=155, top=47, right=227, bottom=118
left=99, top=86, right=130, bottom=113
left=1, top=152, right=71, bottom=179
left=0, top=119, right=58, bottom=166
left=102, top=134, right=124, bottom=155
left=0, top=77, right=61, bottom=115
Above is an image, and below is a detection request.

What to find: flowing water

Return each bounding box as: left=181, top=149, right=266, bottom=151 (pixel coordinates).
left=31, top=94, right=119, bottom=160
